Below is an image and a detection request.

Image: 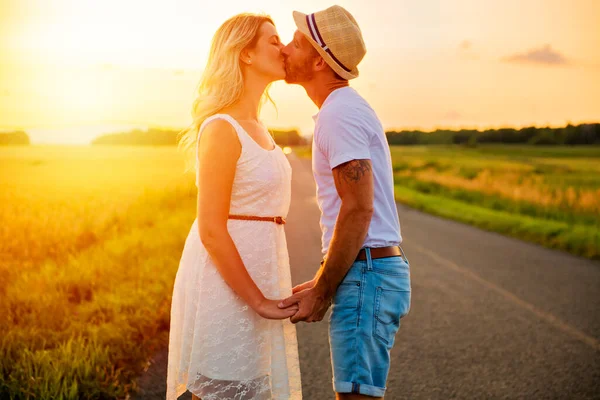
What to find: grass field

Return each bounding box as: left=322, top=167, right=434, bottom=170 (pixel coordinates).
left=298, top=144, right=600, bottom=260
left=0, top=145, right=197, bottom=399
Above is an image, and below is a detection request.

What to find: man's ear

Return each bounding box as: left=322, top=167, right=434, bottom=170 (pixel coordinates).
left=314, top=56, right=328, bottom=72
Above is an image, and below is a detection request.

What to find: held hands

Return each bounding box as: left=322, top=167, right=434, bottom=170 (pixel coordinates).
left=256, top=298, right=299, bottom=320
left=278, top=280, right=333, bottom=324
left=292, top=278, right=317, bottom=294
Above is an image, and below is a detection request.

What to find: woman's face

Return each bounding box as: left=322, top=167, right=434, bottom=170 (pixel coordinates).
left=245, top=22, right=285, bottom=81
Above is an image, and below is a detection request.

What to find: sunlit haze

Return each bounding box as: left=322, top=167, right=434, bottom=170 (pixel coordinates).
left=1, top=0, right=599, bottom=144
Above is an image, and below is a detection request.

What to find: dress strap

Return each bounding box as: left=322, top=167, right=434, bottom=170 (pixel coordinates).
left=195, top=114, right=245, bottom=166
left=260, top=120, right=277, bottom=148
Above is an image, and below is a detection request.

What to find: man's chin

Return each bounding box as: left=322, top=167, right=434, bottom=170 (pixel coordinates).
left=283, top=67, right=297, bottom=84
left=284, top=75, right=299, bottom=84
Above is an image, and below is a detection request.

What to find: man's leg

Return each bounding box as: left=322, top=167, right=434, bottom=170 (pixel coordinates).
left=329, top=251, right=411, bottom=400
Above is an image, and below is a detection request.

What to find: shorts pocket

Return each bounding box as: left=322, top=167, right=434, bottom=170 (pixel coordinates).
left=329, top=281, right=361, bottom=330
left=372, top=257, right=410, bottom=277
left=373, top=287, right=411, bottom=347
left=332, top=281, right=361, bottom=309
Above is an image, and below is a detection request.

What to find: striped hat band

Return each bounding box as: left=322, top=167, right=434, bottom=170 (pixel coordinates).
left=305, top=13, right=352, bottom=73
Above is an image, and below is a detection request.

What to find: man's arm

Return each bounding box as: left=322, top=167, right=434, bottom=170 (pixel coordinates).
left=313, top=158, right=374, bottom=299
left=278, top=158, right=374, bottom=323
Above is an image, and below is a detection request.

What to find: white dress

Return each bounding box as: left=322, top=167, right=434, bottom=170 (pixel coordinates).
left=166, top=114, right=302, bottom=400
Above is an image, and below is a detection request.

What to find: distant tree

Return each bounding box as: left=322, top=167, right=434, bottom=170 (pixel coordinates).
left=91, top=128, right=180, bottom=145
left=270, top=129, right=305, bottom=146
left=91, top=127, right=309, bottom=147
left=465, top=134, right=478, bottom=147
left=452, top=131, right=472, bottom=144
left=520, top=126, right=539, bottom=142
left=0, top=131, right=30, bottom=145
left=386, top=130, right=421, bottom=145
left=573, top=123, right=600, bottom=145
left=528, top=131, right=558, bottom=145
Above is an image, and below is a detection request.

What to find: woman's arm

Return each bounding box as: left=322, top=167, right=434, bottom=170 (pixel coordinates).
left=196, top=119, right=297, bottom=320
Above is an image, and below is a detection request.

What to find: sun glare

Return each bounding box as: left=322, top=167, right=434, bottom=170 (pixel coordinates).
left=1, top=0, right=599, bottom=144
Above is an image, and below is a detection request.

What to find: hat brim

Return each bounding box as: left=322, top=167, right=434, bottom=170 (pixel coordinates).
left=292, top=10, right=359, bottom=80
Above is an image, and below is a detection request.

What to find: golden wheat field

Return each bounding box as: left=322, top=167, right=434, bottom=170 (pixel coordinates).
left=1, top=145, right=197, bottom=399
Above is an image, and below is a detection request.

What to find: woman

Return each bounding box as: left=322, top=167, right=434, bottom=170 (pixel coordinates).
left=166, top=13, right=302, bottom=400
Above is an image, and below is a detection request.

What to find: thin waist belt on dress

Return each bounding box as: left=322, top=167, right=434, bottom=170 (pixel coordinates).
left=228, top=214, right=286, bottom=225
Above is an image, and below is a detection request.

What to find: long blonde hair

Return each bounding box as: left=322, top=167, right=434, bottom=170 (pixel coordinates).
left=178, top=13, right=275, bottom=170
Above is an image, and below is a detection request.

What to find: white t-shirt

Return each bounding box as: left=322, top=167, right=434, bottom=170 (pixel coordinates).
left=312, top=86, right=402, bottom=255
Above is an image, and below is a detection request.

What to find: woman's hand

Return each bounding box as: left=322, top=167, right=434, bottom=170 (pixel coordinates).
left=256, top=298, right=299, bottom=320
left=292, top=279, right=317, bottom=294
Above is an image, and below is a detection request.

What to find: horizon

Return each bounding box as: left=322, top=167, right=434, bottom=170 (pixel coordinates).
left=1, top=0, right=599, bottom=144
left=4, top=121, right=600, bottom=146
left=0, top=121, right=600, bottom=146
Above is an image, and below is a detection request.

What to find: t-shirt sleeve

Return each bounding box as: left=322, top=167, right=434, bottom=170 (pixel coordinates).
left=316, top=111, right=371, bottom=170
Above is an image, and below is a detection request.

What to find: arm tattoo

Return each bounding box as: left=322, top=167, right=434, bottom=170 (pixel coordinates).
left=334, top=159, right=372, bottom=184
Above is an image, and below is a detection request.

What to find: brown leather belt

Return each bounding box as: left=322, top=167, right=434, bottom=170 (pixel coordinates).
left=228, top=214, right=286, bottom=225
left=356, top=246, right=402, bottom=261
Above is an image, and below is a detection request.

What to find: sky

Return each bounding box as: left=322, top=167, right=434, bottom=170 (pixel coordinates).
left=1, top=0, right=599, bottom=144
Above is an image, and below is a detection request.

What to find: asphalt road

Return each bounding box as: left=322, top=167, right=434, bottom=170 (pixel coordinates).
left=135, top=152, right=600, bottom=400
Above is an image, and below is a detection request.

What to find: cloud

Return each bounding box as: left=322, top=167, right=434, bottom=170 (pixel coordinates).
left=503, top=44, right=569, bottom=66
left=458, top=40, right=478, bottom=60
left=459, top=40, right=472, bottom=51
left=442, top=110, right=462, bottom=121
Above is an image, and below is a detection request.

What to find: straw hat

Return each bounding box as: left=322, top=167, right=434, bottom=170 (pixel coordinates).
left=293, top=5, right=366, bottom=80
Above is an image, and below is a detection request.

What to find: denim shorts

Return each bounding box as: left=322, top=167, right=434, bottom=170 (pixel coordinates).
left=328, top=246, right=411, bottom=397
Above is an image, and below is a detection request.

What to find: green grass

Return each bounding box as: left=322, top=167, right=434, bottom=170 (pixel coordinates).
left=393, top=176, right=599, bottom=227
left=461, top=144, right=600, bottom=159
left=394, top=185, right=600, bottom=259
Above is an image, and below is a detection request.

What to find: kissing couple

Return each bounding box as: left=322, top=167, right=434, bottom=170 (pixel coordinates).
left=167, top=5, right=411, bottom=400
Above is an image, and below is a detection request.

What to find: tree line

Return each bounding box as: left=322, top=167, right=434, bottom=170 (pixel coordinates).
left=385, top=123, right=600, bottom=146
left=93, top=123, right=600, bottom=147
left=3, top=123, right=599, bottom=146
left=0, top=131, right=30, bottom=145
left=91, top=128, right=308, bottom=146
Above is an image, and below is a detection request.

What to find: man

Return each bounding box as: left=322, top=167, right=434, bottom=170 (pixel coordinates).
left=278, top=5, right=412, bottom=400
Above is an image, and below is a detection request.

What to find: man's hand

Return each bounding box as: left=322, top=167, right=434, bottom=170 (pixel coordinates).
left=278, top=284, right=332, bottom=324
left=291, top=279, right=317, bottom=294
left=255, top=298, right=300, bottom=320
